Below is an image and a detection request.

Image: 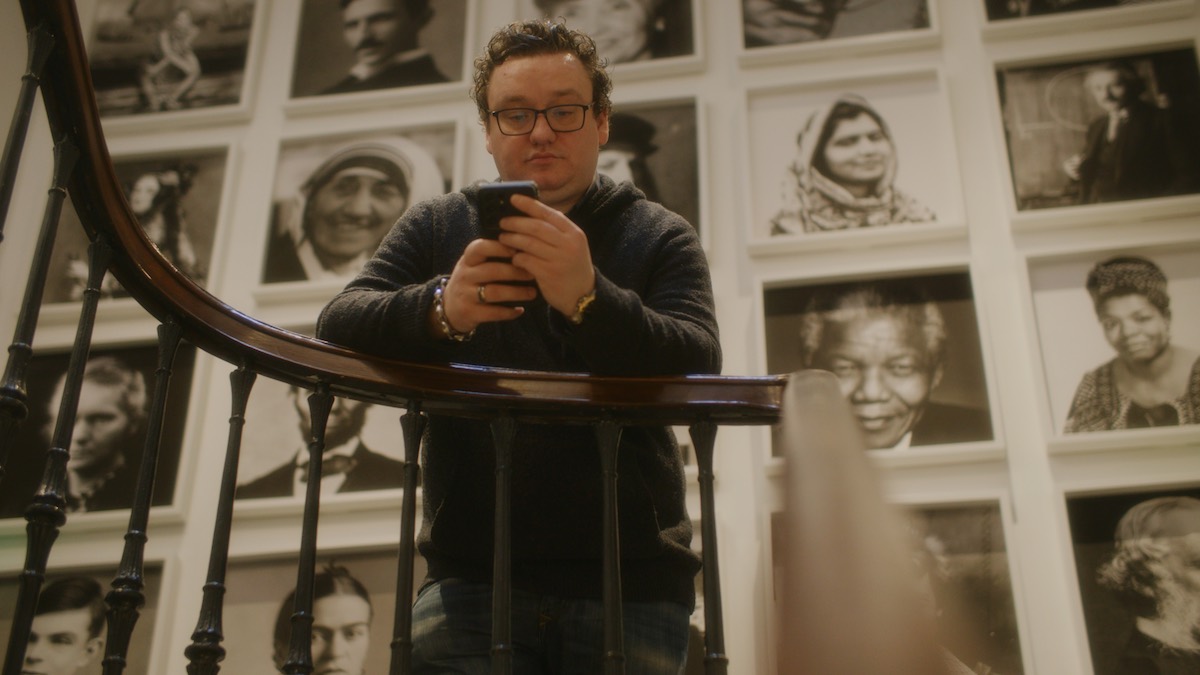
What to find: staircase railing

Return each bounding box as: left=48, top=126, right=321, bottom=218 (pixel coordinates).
left=0, top=1, right=786, bottom=674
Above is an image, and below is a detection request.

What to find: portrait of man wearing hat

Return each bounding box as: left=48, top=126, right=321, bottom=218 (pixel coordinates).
left=261, top=135, right=446, bottom=284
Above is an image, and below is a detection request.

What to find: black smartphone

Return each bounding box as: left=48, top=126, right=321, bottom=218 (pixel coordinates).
left=476, top=180, right=539, bottom=305
left=478, top=180, right=539, bottom=240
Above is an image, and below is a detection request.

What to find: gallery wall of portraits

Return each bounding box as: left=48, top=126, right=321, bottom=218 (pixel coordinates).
left=1, top=1, right=1199, bottom=674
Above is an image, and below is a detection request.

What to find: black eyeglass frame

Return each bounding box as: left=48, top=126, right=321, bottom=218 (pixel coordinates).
left=488, top=103, right=595, bottom=136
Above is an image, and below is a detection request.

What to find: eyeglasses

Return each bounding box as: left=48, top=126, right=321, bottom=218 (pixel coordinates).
left=489, top=104, right=593, bottom=136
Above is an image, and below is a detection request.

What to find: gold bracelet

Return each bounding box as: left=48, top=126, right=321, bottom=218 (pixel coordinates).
left=433, top=276, right=474, bottom=342
left=568, top=288, right=596, bottom=325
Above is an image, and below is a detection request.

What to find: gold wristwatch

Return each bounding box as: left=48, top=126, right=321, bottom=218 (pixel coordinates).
left=568, top=288, right=596, bottom=325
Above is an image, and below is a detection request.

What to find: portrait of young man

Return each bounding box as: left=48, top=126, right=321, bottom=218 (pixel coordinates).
left=997, top=47, right=1200, bottom=211
left=0, top=346, right=195, bottom=520
left=86, top=0, right=260, bottom=117
left=44, top=150, right=228, bottom=304
left=763, top=271, right=993, bottom=455
left=1067, top=486, right=1200, bottom=675
left=314, top=18, right=720, bottom=671
left=0, top=567, right=163, bottom=674
left=289, top=0, right=467, bottom=98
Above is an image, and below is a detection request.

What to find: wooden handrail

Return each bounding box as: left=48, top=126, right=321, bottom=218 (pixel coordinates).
left=17, top=0, right=785, bottom=426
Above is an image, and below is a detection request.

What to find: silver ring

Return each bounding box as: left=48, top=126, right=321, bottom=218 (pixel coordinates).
left=477, top=284, right=488, bottom=304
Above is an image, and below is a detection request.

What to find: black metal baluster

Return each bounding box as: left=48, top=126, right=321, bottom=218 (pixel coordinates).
left=102, top=318, right=184, bottom=675
left=0, top=231, right=107, bottom=675
left=689, top=421, right=727, bottom=674
left=489, top=414, right=516, bottom=675
left=389, top=403, right=425, bottom=675
left=0, top=136, right=77, bottom=480
left=0, top=24, right=54, bottom=243
left=184, top=364, right=257, bottom=675
left=282, top=384, right=334, bottom=675
left=596, top=420, right=625, bottom=675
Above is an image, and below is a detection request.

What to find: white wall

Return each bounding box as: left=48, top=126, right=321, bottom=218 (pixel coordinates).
left=3, top=1, right=1200, bottom=673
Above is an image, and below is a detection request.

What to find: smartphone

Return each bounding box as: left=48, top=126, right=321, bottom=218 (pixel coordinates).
left=478, top=180, right=539, bottom=240
left=476, top=180, right=539, bottom=305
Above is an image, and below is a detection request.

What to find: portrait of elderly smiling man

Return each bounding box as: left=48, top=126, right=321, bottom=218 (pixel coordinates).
left=790, top=276, right=993, bottom=451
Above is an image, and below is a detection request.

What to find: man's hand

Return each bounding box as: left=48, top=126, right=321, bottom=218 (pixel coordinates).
left=436, top=239, right=536, bottom=336
left=495, top=193, right=596, bottom=318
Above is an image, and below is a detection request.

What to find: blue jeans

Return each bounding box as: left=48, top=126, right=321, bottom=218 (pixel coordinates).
left=410, top=578, right=690, bottom=674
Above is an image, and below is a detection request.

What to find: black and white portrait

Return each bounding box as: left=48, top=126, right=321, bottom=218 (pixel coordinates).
left=235, top=378, right=406, bottom=500
left=517, top=0, right=696, bottom=64
left=763, top=271, right=993, bottom=455
left=0, top=344, right=195, bottom=519
left=260, top=126, right=453, bottom=285
left=1067, top=486, right=1200, bottom=675
left=218, top=549, right=424, bottom=674
left=742, top=0, right=930, bottom=49
left=1029, top=246, right=1200, bottom=435
left=46, top=148, right=228, bottom=304
left=87, top=0, right=260, bottom=117
left=996, top=47, right=1200, bottom=211
left=0, top=565, right=162, bottom=675
left=984, top=0, right=1171, bottom=22
left=746, top=73, right=961, bottom=242
left=599, top=99, right=701, bottom=236
left=289, top=0, right=466, bottom=98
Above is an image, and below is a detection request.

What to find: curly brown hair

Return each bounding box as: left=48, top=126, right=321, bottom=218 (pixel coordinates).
left=470, top=19, right=612, bottom=127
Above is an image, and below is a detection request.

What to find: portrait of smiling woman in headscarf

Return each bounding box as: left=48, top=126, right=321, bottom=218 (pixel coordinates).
left=770, top=94, right=935, bottom=235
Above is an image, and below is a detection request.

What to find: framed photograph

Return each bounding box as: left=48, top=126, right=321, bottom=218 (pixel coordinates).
left=0, top=343, right=197, bottom=520
left=0, top=564, right=163, bottom=674
left=769, top=500, right=1025, bottom=673
left=1065, top=484, right=1200, bottom=675
left=738, top=0, right=938, bottom=65
left=257, top=124, right=455, bottom=290
left=983, top=0, right=1183, bottom=23
left=743, top=69, right=963, bottom=255
left=289, top=0, right=468, bottom=99
left=235, top=377, right=407, bottom=501
left=995, top=45, right=1200, bottom=214
left=761, top=268, right=995, bottom=459
left=218, top=547, right=425, bottom=674
left=44, top=147, right=230, bottom=305
left=86, top=0, right=263, bottom=121
left=516, top=0, right=700, bottom=75
left=1027, top=243, right=1200, bottom=439
left=602, top=98, right=703, bottom=241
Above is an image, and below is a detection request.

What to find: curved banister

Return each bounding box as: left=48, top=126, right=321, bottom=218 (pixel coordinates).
left=18, top=0, right=785, bottom=426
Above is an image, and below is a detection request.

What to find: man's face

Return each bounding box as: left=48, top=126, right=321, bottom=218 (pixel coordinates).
left=1086, top=68, right=1132, bottom=113
left=1148, top=505, right=1200, bottom=644
left=484, top=52, right=609, bottom=213
left=24, top=609, right=102, bottom=675
left=310, top=594, right=371, bottom=675
left=544, top=0, right=653, bottom=64
left=307, top=167, right=407, bottom=269
left=340, top=0, right=419, bottom=70
left=814, top=312, right=940, bottom=449
left=50, top=381, right=132, bottom=478
left=292, top=392, right=371, bottom=450
left=597, top=147, right=637, bottom=186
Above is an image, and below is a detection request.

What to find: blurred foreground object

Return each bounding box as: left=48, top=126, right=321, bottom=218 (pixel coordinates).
left=776, top=370, right=947, bottom=674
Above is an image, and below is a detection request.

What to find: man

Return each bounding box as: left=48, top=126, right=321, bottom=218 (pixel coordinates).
left=272, top=565, right=373, bottom=674
left=236, top=387, right=403, bottom=499
left=28, top=357, right=147, bottom=514
left=261, top=137, right=445, bottom=283
left=533, top=0, right=668, bottom=64
left=1062, top=60, right=1199, bottom=204
left=321, top=0, right=449, bottom=95
left=23, top=576, right=106, bottom=675
left=316, top=18, right=720, bottom=672
left=797, top=279, right=991, bottom=450
left=1097, top=495, right=1200, bottom=672
left=597, top=111, right=661, bottom=202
